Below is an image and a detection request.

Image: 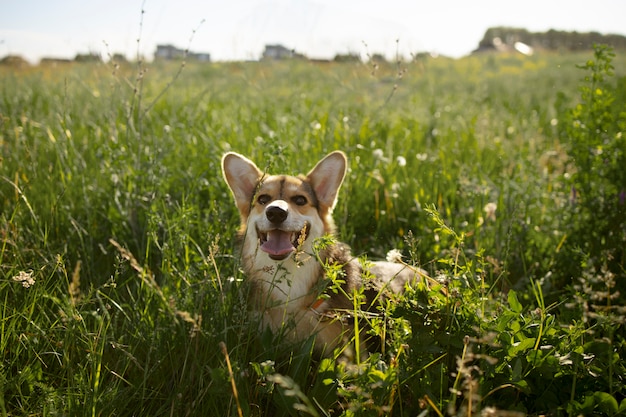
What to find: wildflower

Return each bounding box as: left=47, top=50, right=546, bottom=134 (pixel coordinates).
left=372, top=148, right=384, bottom=160
left=483, top=202, right=497, bottom=222
left=416, top=153, right=428, bottom=161
left=386, top=249, right=403, bottom=263
left=391, top=183, right=401, bottom=198
left=396, top=155, right=406, bottom=167
left=12, top=270, right=35, bottom=288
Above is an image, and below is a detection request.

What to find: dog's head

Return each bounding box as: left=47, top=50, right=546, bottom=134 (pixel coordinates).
left=222, top=151, right=347, bottom=262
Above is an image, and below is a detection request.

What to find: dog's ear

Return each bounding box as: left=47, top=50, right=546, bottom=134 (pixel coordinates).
left=306, top=151, right=347, bottom=210
left=222, top=152, right=263, bottom=215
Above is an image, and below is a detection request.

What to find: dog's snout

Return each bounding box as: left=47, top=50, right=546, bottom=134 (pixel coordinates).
left=266, top=200, right=288, bottom=224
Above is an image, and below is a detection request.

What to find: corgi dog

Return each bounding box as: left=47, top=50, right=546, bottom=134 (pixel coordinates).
left=222, top=151, right=423, bottom=358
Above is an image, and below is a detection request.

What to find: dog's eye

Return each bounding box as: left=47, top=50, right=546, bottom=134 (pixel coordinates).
left=257, top=194, right=271, bottom=205
left=292, top=195, right=307, bottom=206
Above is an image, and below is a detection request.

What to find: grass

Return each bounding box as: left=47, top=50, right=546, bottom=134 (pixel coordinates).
left=1, top=49, right=625, bottom=416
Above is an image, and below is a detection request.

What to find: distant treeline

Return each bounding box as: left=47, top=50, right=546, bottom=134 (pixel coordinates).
left=477, top=27, right=626, bottom=52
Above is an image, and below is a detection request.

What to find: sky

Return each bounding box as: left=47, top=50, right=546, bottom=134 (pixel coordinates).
left=1, top=0, right=626, bottom=63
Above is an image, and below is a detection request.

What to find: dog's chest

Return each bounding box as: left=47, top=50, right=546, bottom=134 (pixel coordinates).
left=245, top=245, right=321, bottom=310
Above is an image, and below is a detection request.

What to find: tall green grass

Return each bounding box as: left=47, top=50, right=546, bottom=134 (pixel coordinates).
left=1, top=49, right=625, bottom=416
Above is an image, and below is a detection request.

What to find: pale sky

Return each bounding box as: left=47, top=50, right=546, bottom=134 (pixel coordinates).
left=1, top=0, right=625, bottom=63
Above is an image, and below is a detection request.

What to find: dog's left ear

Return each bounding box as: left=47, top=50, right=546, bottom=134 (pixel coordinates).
left=306, top=151, right=347, bottom=210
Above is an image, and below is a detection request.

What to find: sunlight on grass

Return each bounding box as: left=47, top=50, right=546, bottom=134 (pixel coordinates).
left=1, top=49, right=625, bottom=415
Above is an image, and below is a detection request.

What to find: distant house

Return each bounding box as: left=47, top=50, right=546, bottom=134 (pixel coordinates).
left=263, top=44, right=292, bottom=59
left=262, top=44, right=305, bottom=60
left=155, top=44, right=210, bottom=62
left=155, top=44, right=186, bottom=60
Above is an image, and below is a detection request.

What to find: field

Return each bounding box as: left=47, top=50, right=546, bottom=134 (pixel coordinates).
left=1, top=48, right=625, bottom=416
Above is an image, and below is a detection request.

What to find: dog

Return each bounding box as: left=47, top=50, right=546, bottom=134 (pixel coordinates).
left=222, top=150, right=425, bottom=358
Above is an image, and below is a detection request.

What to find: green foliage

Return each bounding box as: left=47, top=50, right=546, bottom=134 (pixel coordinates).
left=556, top=44, right=626, bottom=303
left=1, top=50, right=625, bottom=416
left=478, top=27, right=626, bottom=52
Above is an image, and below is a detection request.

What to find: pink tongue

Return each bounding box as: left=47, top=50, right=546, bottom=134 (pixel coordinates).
left=260, top=230, right=294, bottom=256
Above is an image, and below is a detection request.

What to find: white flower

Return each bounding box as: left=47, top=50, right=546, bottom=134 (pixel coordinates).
left=386, top=249, right=403, bottom=263
left=391, top=182, right=401, bottom=198
left=396, top=156, right=406, bottom=167
left=372, top=148, right=384, bottom=160
left=416, top=153, right=428, bottom=161
left=483, top=202, right=497, bottom=221
left=12, top=270, right=35, bottom=288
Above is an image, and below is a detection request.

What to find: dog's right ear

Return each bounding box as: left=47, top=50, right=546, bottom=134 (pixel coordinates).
left=222, top=152, right=263, bottom=216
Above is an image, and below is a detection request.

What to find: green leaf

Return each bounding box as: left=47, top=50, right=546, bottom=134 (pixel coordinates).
left=594, top=391, right=618, bottom=414
left=508, top=290, right=523, bottom=314
left=508, top=338, right=536, bottom=356
left=513, top=379, right=530, bottom=394
left=511, top=358, right=523, bottom=381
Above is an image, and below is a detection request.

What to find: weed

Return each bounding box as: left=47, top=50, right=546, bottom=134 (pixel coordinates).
left=556, top=44, right=626, bottom=292
left=1, top=48, right=625, bottom=415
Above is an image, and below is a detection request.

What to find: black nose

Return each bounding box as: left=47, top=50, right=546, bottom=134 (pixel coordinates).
left=266, top=205, right=288, bottom=224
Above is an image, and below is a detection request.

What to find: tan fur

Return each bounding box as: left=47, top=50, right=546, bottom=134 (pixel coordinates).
left=222, top=151, right=423, bottom=357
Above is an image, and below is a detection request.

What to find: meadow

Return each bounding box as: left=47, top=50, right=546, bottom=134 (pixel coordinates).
left=1, top=47, right=625, bottom=416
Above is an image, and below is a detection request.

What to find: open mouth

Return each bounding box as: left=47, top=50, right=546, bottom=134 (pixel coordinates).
left=258, top=223, right=310, bottom=260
